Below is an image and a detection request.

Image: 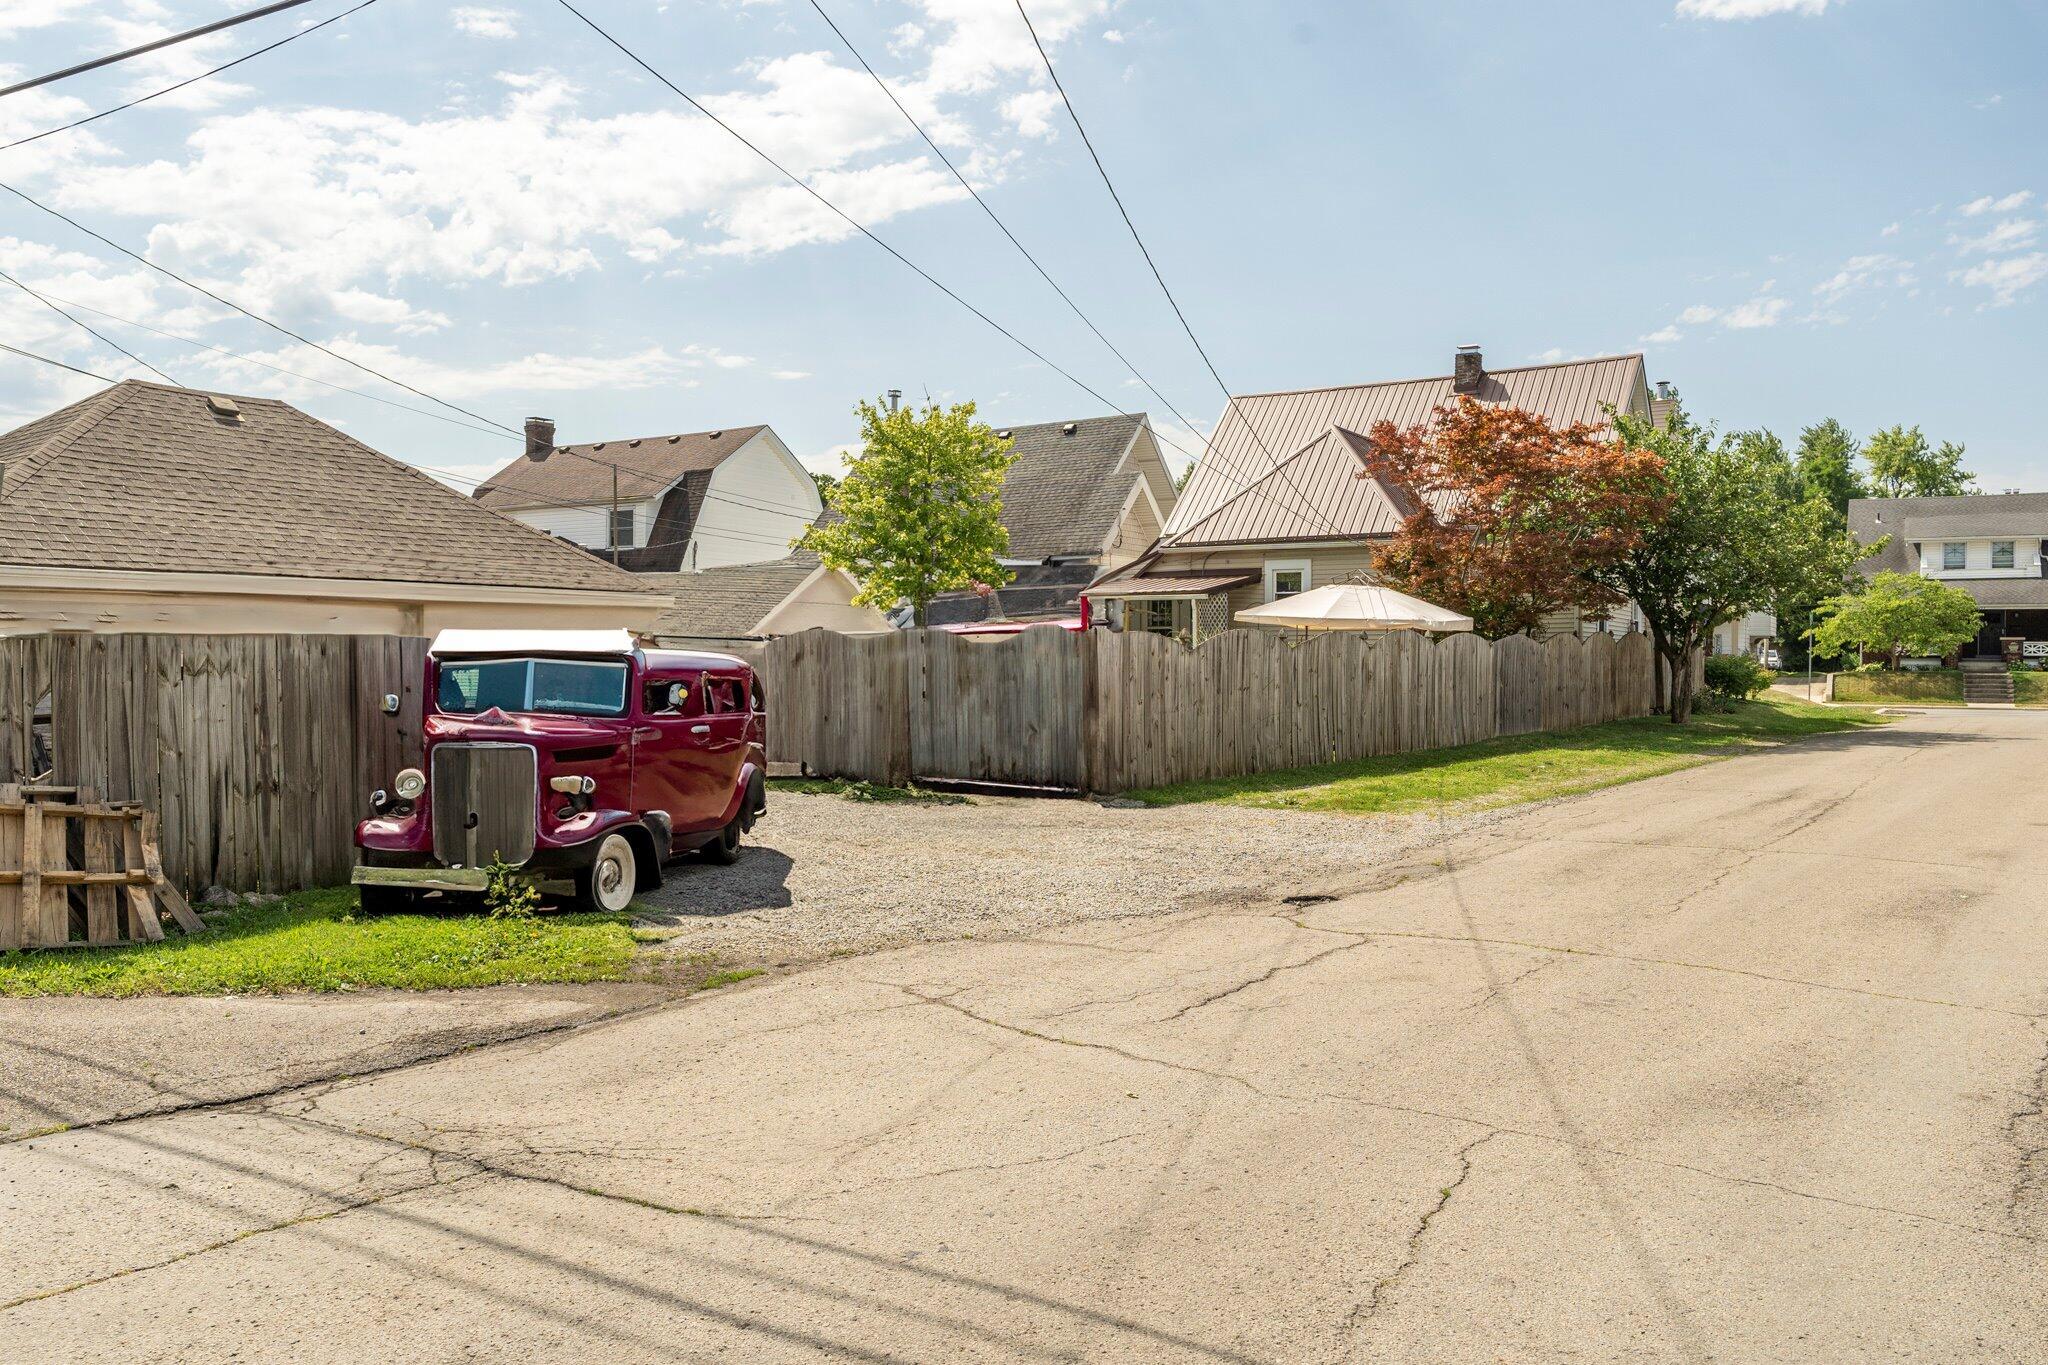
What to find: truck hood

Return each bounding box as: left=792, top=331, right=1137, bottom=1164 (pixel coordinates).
left=424, top=710, right=626, bottom=752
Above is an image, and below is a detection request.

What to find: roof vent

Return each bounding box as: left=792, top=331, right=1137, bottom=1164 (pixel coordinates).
left=667, top=435, right=680, bottom=444
left=708, top=430, right=723, bottom=439
left=205, top=394, right=242, bottom=421
left=996, top=429, right=1012, bottom=439
left=628, top=438, right=641, bottom=448
left=1062, top=422, right=1077, bottom=435
left=592, top=442, right=606, bottom=451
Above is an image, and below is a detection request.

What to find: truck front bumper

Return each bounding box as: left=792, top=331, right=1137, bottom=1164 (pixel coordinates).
left=350, top=864, right=490, bottom=894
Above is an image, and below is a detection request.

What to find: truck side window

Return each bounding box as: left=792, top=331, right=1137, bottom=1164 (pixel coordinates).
left=644, top=674, right=702, bottom=716
left=705, top=677, right=745, bottom=715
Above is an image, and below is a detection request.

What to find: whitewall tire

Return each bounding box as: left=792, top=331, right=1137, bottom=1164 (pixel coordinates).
left=579, top=833, right=637, bottom=913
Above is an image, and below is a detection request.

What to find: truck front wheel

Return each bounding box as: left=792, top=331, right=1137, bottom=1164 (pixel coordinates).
left=577, top=833, right=638, bottom=913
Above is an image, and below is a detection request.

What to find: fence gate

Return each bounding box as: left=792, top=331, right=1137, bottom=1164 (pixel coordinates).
left=910, top=628, right=1083, bottom=788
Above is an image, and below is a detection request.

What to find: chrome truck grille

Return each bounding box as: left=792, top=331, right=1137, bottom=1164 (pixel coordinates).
left=431, top=743, right=538, bottom=868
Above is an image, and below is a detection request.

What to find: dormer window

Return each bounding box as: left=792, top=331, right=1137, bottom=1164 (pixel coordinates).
left=1993, top=540, right=2015, bottom=570
left=1943, top=542, right=1966, bottom=571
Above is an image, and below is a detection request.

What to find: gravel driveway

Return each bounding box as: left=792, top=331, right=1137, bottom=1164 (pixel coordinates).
left=634, top=790, right=1493, bottom=966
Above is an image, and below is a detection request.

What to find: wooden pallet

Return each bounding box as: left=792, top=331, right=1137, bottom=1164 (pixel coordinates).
left=0, top=785, right=206, bottom=950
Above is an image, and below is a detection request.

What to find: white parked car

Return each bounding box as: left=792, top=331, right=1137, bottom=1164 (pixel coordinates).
left=1762, top=648, right=1781, bottom=670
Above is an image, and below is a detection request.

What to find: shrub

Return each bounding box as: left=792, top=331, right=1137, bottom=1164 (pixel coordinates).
left=1704, top=654, right=1771, bottom=702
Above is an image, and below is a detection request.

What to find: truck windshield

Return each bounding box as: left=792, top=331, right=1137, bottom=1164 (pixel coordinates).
left=436, top=658, right=629, bottom=717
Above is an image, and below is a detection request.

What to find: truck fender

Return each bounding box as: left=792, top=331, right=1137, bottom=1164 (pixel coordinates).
left=717, top=763, right=766, bottom=832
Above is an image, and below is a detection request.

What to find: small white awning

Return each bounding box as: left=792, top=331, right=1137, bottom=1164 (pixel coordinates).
left=430, top=628, right=637, bottom=657
left=1233, top=584, right=1474, bottom=633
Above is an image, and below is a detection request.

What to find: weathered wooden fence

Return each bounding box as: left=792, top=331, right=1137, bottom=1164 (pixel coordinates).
left=766, top=626, right=1675, bottom=791
left=0, top=634, right=426, bottom=895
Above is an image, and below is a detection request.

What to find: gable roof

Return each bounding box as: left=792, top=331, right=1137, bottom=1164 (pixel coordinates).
left=0, top=381, right=650, bottom=593
left=643, top=553, right=823, bottom=639
left=1849, top=492, right=2048, bottom=609
left=1164, top=353, right=1651, bottom=545
left=1168, top=427, right=1433, bottom=548
left=991, top=413, right=1153, bottom=560
left=474, top=424, right=770, bottom=512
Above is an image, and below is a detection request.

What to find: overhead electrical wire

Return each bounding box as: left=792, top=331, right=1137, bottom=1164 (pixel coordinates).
left=800, top=0, right=1342, bottom=540
left=0, top=0, right=380, bottom=156
left=553, top=0, right=1347, bottom=541
left=0, top=339, right=120, bottom=383
left=0, top=266, right=180, bottom=385
left=1011, top=0, right=1336, bottom=543
left=0, top=0, right=323, bottom=100
left=0, top=179, right=522, bottom=437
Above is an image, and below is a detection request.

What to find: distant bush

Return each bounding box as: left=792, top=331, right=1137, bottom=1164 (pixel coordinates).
left=1704, top=654, right=1771, bottom=702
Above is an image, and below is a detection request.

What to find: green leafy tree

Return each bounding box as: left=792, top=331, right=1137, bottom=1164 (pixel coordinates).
left=810, top=470, right=839, bottom=505
left=797, top=398, right=1016, bottom=625
left=1864, top=425, right=1975, bottom=499
left=1732, top=429, right=1798, bottom=505
left=1592, top=406, right=1865, bottom=724
left=1794, top=419, right=1864, bottom=523
left=1809, top=572, right=1981, bottom=670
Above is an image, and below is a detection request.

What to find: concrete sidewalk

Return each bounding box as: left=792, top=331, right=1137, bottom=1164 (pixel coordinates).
left=4, top=708, right=2044, bottom=1362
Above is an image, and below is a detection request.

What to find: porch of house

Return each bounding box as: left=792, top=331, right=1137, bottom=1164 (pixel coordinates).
left=1968, top=607, right=2048, bottom=662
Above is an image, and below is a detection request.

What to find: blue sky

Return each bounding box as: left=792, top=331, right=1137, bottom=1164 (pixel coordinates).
left=2, top=0, right=2043, bottom=496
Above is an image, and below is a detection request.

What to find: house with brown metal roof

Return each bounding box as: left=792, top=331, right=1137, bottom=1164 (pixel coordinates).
left=924, top=412, right=1178, bottom=628
left=0, top=381, right=668, bottom=636
left=1085, top=348, right=1660, bottom=642
left=475, top=418, right=820, bottom=573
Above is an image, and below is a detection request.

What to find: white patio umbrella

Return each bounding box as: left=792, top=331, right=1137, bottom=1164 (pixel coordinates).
left=1233, top=583, right=1474, bottom=633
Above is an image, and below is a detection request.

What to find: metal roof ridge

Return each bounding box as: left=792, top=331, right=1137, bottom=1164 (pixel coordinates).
left=1229, top=351, right=1647, bottom=402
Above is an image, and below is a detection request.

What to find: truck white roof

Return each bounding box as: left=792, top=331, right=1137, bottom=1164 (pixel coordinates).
left=428, top=628, right=637, bottom=658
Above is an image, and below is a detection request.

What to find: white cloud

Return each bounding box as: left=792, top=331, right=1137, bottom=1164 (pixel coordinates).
left=1678, top=304, right=1721, bottom=325
left=803, top=441, right=860, bottom=477
left=1880, top=222, right=1900, bottom=238
left=0, top=0, right=96, bottom=37
left=1956, top=254, right=2048, bottom=307
left=452, top=7, right=518, bottom=39
left=1529, top=347, right=1567, bottom=363
left=1675, top=0, right=1835, bottom=18
left=1959, top=191, right=2031, bottom=216
left=1638, top=326, right=1684, bottom=345
left=909, top=0, right=1110, bottom=95
left=329, top=289, right=453, bottom=335
left=1812, top=253, right=1915, bottom=303
left=1001, top=89, right=1063, bottom=139
left=1954, top=218, right=2039, bottom=254
left=1721, top=295, right=1788, bottom=328
left=771, top=369, right=811, bottom=380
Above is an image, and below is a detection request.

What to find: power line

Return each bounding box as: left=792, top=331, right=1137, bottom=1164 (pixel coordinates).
left=0, top=179, right=521, bottom=437
left=0, top=340, right=119, bottom=383
left=0, top=0, right=322, bottom=100
left=1010, top=0, right=1331, bottom=542
left=0, top=266, right=180, bottom=384
left=552, top=0, right=1341, bottom=541
left=0, top=0, right=378, bottom=156
left=29, top=289, right=515, bottom=441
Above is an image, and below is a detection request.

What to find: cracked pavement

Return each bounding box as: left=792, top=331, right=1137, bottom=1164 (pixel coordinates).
left=5, top=706, right=2048, bottom=1361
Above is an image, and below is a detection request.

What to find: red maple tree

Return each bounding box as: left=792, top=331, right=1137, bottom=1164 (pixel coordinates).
left=1358, top=399, right=1668, bottom=639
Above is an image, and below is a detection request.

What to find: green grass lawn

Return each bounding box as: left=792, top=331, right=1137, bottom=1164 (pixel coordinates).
left=0, top=888, right=637, bottom=998
left=2014, top=671, right=2048, bottom=707
left=1127, top=696, right=1886, bottom=816
left=1831, top=670, right=1967, bottom=706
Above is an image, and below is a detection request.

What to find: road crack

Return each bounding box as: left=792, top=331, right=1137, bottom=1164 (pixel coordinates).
left=1349, top=1132, right=1499, bottom=1330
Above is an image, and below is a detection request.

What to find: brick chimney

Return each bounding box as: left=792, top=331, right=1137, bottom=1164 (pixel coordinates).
left=1452, top=345, right=1484, bottom=395
left=525, top=417, right=555, bottom=461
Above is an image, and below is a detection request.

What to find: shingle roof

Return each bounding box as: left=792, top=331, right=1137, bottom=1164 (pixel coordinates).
left=991, top=414, right=1148, bottom=560
left=925, top=561, right=1102, bottom=625
left=1849, top=493, right=2048, bottom=610
left=1165, top=353, right=1650, bottom=545
left=474, top=424, right=769, bottom=512
left=0, top=381, right=652, bottom=593
left=644, top=553, right=822, bottom=639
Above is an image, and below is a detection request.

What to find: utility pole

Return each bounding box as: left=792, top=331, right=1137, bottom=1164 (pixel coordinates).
left=1806, top=607, right=1815, bottom=702
left=610, top=465, right=620, bottom=565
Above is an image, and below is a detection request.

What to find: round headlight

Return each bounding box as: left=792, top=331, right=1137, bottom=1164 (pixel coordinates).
left=393, top=767, right=427, bottom=801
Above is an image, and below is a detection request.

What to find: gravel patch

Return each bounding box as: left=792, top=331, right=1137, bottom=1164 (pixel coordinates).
left=634, top=792, right=1496, bottom=966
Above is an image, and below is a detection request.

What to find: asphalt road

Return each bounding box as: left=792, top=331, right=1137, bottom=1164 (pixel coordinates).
left=5, top=707, right=2045, bottom=1363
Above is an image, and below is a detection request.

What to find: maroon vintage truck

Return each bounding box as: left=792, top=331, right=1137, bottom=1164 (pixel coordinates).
left=352, top=630, right=767, bottom=913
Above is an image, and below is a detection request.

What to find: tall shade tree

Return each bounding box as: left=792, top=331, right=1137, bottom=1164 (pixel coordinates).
left=1864, top=425, right=1975, bottom=498
left=1593, top=407, right=1866, bottom=723
left=1795, top=418, right=1865, bottom=524
left=1359, top=399, right=1668, bottom=639
left=1809, top=572, right=1981, bottom=670
left=797, top=398, right=1015, bottom=625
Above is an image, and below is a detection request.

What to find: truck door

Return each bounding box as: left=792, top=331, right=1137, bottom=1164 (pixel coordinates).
left=696, top=672, right=752, bottom=818
left=632, top=669, right=704, bottom=849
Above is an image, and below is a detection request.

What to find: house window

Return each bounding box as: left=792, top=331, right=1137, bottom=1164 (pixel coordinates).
left=610, top=508, right=636, bottom=549
left=1942, top=542, right=1966, bottom=571
left=1264, top=559, right=1311, bottom=602
left=1127, top=599, right=1177, bottom=636
left=1993, top=541, right=2015, bottom=569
